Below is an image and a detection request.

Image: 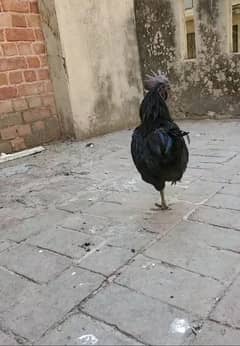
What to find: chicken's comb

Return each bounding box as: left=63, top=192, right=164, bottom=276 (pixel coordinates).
left=144, top=70, right=169, bottom=91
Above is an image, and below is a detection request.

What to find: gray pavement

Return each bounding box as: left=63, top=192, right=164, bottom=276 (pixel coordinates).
left=0, top=120, right=240, bottom=345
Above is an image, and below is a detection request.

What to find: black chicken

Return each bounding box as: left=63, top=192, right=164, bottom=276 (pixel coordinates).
left=131, top=71, right=189, bottom=210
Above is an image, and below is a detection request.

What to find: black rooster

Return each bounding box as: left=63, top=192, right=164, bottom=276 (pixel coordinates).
left=131, top=71, right=189, bottom=210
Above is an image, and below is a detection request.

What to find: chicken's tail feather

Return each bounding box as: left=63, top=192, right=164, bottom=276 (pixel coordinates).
left=157, top=130, right=173, bottom=154
left=147, top=129, right=173, bottom=159
left=180, top=131, right=190, bottom=144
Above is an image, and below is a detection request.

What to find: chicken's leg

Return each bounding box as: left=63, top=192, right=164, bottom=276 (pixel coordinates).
left=155, top=189, right=169, bottom=210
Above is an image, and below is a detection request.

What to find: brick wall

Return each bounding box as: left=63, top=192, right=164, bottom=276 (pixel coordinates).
left=0, top=0, right=60, bottom=154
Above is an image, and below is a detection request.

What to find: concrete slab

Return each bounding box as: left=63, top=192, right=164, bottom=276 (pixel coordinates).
left=0, top=244, right=70, bottom=283
left=78, top=245, right=134, bottom=276
left=83, top=283, right=197, bottom=345
left=39, top=312, right=142, bottom=345
left=56, top=191, right=107, bottom=213
left=27, top=227, right=104, bottom=259
left=0, top=121, right=240, bottom=345
left=105, top=224, right=156, bottom=250
left=0, top=209, right=69, bottom=242
left=59, top=212, right=113, bottom=236
left=205, top=192, right=240, bottom=211
left=0, top=331, right=18, bottom=345
left=192, top=321, right=240, bottom=345
left=1, top=267, right=104, bottom=341
left=166, top=180, right=222, bottom=204
left=0, top=267, right=37, bottom=314
left=0, top=241, right=12, bottom=254
left=189, top=205, right=240, bottom=230
left=221, top=183, right=240, bottom=196
left=116, top=254, right=224, bottom=316
left=145, top=221, right=240, bottom=282
left=231, top=174, right=240, bottom=184
left=210, top=275, right=240, bottom=328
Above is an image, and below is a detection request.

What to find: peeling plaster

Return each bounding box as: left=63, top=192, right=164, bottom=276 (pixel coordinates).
left=135, top=0, right=240, bottom=118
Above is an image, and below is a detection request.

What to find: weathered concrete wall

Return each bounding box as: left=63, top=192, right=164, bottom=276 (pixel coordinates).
left=40, top=0, right=143, bottom=139
left=135, top=0, right=240, bottom=118
left=38, top=0, right=75, bottom=138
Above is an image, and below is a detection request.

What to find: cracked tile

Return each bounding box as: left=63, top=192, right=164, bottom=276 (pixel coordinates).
left=39, top=312, right=142, bottom=345
left=1, top=267, right=104, bottom=341
left=145, top=221, right=240, bottom=282
left=0, top=244, right=70, bottom=283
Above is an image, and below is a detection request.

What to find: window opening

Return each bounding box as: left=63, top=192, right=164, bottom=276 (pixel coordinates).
left=184, top=0, right=196, bottom=59
left=232, top=2, right=240, bottom=53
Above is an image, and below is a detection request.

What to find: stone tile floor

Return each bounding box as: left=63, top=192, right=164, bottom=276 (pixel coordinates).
left=0, top=120, right=240, bottom=345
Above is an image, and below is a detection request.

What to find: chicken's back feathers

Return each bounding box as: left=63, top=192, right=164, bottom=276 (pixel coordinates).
left=131, top=122, right=189, bottom=191
left=131, top=80, right=189, bottom=192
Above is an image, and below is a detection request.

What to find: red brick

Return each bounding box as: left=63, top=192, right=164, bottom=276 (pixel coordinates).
left=1, top=125, right=17, bottom=139
left=32, top=42, right=45, bottom=54
left=0, top=100, right=13, bottom=113
left=6, top=28, right=35, bottom=41
left=18, top=81, right=45, bottom=96
left=24, top=70, right=36, bottom=82
left=0, top=30, right=4, bottom=41
left=42, top=94, right=55, bottom=107
left=0, top=56, right=27, bottom=71
left=11, top=137, right=26, bottom=151
left=26, top=14, right=40, bottom=27
left=39, top=108, right=51, bottom=118
left=0, top=72, right=8, bottom=85
left=34, top=28, right=44, bottom=41
left=0, top=123, right=32, bottom=140
left=17, top=42, right=32, bottom=55
left=0, top=112, right=22, bottom=128
left=39, top=55, right=47, bottom=67
left=30, top=1, right=39, bottom=14
left=13, top=97, right=28, bottom=111
left=0, top=86, right=17, bottom=100
left=17, top=124, right=31, bottom=136
left=45, top=80, right=53, bottom=93
left=50, top=103, right=56, bottom=115
left=27, top=56, right=40, bottom=68
left=27, top=95, right=41, bottom=108
left=37, top=68, right=49, bottom=80
left=0, top=141, right=12, bottom=154
left=1, top=43, right=18, bottom=56
left=12, top=14, right=27, bottom=27
left=23, top=107, right=51, bottom=122
left=2, top=0, right=29, bottom=13
left=32, top=120, right=44, bottom=131
left=9, top=71, right=22, bottom=84
left=0, top=13, right=12, bottom=27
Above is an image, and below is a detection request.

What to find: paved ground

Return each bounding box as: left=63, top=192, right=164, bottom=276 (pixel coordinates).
left=0, top=119, right=240, bottom=345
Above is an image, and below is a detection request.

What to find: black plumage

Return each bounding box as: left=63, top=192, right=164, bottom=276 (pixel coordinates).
left=131, top=72, right=189, bottom=209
